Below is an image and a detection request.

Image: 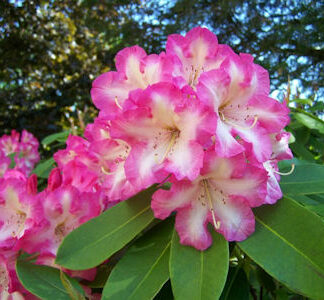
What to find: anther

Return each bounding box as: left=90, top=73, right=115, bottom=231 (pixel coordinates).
left=101, top=166, right=114, bottom=175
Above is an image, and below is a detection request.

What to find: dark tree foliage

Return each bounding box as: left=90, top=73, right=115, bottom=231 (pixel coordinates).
left=0, top=0, right=323, bottom=140
left=0, top=0, right=162, bottom=138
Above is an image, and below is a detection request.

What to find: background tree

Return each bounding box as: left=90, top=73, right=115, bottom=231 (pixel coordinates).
left=0, top=0, right=323, bottom=140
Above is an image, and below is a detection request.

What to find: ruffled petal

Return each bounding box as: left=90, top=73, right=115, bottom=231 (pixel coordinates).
left=151, top=180, right=196, bottom=219
left=210, top=194, right=255, bottom=241
left=214, top=119, right=245, bottom=157
left=175, top=200, right=211, bottom=251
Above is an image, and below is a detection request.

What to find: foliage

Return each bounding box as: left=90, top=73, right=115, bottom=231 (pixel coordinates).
left=1, top=1, right=324, bottom=299
left=1, top=0, right=323, bottom=139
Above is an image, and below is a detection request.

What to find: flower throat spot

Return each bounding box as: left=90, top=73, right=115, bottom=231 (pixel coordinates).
left=219, top=112, right=258, bottom=130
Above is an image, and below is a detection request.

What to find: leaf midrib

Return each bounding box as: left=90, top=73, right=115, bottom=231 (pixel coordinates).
left=127, top=241, right=171, bottom=299
left=199, top=251, right=204, bottom=300
left=19, top=264, right=69, bottom=297
left=255, top=215, right=324, bottom=276
left=58, top=205, right=151, bottom=263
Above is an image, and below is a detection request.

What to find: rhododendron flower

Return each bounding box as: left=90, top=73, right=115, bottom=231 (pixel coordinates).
left=165, top=27, right=231, bottom=89
left=19, top=185, right=103, bottom=257
left=0, top=172, right=38, bottom=249
left=0, top=251, right=20, bottom=294
left=110, top=82, right=215, bottom=189
left=152, top=151, right=268, bottom=250
left=91, top=46, right=175, bottom=119
left=0, top=130, right=39, bottom=177
left=197, top=54, right=289, bottom=162
left=86, top=26, right=294, bottom=251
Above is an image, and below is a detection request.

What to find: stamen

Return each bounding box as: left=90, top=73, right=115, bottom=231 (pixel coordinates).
left=114, top=96, right=122, bottom=110
left=158, top=131, right=179, bottom=164
left=273, top=164, right=295, bottom=176
left=220, top=112, right=258, bottom=130
left=203, top=180, right=220, bottom=230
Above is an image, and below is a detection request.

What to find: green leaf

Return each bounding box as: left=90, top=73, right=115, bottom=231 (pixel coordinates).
left=306, top=204, right=324, bottom=218
left=220, top=267, right=249, bottom=300
left=238, top=197, right=324, bottom=299
left=60, top=270, right=86, bottom=300
left=56, top=186, right=156, bottom=270
left=289, top=143, right=317, bottom=162
left=293, top=112, right=324, bottom=134
left=42, top=131, right=70, bottom=146
left=16, top=259, right=85, bottom=300
left=280, top=163, right=324, bottom=195
left=8, top=152, right=16, bottom=169
left=292, top=98, right=313, bottom=106
left=32, top=157, right=56, bottom=178
left=170, top=228, right=229, bottom=300
left=102, top=219, right=173, bottom=300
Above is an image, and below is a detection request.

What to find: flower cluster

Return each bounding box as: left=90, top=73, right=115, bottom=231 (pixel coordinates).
left=0, top=27, right=293, bottom=298
left=0, top=130, right=40, bottom=177
left=0, top=132, right=102, bottom=298
left=89, top=26, right=293, bottom=250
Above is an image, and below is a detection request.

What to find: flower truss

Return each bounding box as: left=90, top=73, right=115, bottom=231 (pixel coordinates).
left=0, top=27, right=293, bottom=298
left=91, top=27, right=293, bottom=250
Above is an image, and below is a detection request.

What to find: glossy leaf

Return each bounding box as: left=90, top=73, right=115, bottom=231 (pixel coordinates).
left=16, top=259, right=85, bottom=300
left=42, top=130, right=70, bottom=146
left=239, top=197, right=324, bottom=299
left=56, top=187, right=156, bottom=270
left=289, top=143, right=317, bottom=162
left=170, top=228, right=229, bottom=300
left=32, top=157, right=56, bottom=178
left=220, top=267, right=249, bottom=300
left=8, top=152, right=16, bottom=169
left=280, top=163, right=324, bottom=195
left=103, top=220, right=173, bottom=300
left=294, top=112, right=324, bottom=134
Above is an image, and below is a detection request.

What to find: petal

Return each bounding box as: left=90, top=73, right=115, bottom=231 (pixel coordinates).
left=115, top=45, right=147, bottom=89
left=234, top=125, right=272, bottom=162
left=91, top=71, right=133, bottom=118
left=214, top=119, right=245, bottom=157
left=271, top=131, right=293, bottom=160
left=175, top=200, right=212, bottom=251
left=196, top=68, right=231, bottom=108
left=210, top=194, right=255, bottom=241
left=247, top=96, right=290, bottom=133
left=152, top=179, right=198, bottom=220
left=264, top=161, right=283, bottom=204
left=165, top=140, right=204, bottom=181
left=124, top=143, right=163, bottom=190
left=210, top=165, right=268, bottom=207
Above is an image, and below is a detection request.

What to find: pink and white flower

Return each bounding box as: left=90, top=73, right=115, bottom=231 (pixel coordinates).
left=110, top=82, right=215, bottom=189
left=152, top=150, right=268, bottom=250
left=91, top=47, right=175, bottom=119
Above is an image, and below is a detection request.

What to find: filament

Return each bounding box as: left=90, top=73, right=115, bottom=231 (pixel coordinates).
left=273, top=164, right=295, bottom=176
left=158, top=131, right=179, bottom=164
left=203, top=180, right=221, bottom=230
left=114, top=96, right=123, bottom=110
